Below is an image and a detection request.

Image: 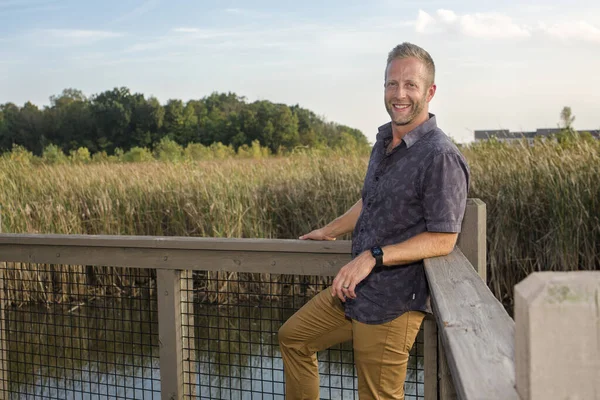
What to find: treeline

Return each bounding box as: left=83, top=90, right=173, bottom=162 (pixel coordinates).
left=0, top=88, right=370, bottom=156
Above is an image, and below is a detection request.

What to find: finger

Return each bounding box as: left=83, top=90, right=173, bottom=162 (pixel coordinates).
left=339, top=277, right=352, bottom=302
left=347, top=282, right=357, bottom=299
left=332, top=276, right=346, bottom=303
left=331, top=276, right=340, bottom=297
left=331, top=285, right=344, bottom=302
left=337, top=286, right=346, bottom=302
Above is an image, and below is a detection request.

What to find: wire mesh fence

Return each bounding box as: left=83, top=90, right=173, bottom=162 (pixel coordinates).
left=0, top=263, right=425, bottom=399
left=1, top=262, right=160, bottom=400
left=181, top=271, right=425, bottom=400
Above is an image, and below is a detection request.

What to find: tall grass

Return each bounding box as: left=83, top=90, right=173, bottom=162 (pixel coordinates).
left=0, top=155, right=365, bottom=306
left=1, top=137, right=598, bottom=313
left=463, top=137, right=600, bottom=310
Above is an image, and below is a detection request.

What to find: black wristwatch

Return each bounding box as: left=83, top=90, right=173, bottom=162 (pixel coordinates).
left=370, top=246, right=384, bottom=267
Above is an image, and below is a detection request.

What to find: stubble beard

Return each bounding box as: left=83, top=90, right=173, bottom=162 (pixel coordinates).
left=387, top=100, right=425, bottom=127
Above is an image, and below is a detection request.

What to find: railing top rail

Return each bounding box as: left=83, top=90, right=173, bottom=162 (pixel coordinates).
left=0, top=234, right=352, bottom=275
left=0, top=233, right=351, bottom=254
left=425, top=248, right=518, bottom=400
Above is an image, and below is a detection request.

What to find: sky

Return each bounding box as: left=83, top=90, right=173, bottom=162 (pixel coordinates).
left=1, top=0, right=599, bottom=144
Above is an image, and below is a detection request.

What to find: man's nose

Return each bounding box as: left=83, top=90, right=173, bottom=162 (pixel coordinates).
left=392, top=85, right=406, bottom=99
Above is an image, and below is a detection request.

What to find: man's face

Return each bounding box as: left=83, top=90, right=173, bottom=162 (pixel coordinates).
left=384, top=57, right=436, bottom=128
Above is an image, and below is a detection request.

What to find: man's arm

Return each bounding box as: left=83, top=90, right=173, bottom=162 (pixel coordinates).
left=331, top=231, right=457, bottom=302
left=332, top=151, right=470, bottom=302
left=299, top=199, right=362, bottom=240
left=380, top=231, right=457, bottom=265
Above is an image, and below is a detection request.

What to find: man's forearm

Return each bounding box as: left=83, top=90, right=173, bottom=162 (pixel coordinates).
left=379, top=231, right=458, bottom=266
left=323, top=199, right=363, bottom=238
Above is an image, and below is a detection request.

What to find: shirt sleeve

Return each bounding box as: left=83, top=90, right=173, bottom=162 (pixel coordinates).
left=421, top=152, right=470, bottom=233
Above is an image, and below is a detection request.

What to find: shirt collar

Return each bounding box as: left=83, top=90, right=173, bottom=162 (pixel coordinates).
left=376, top=113, right=437, bottom=149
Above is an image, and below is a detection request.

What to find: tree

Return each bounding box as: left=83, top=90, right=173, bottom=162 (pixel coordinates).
left=90, top=87, right=134, bottom=152
left=46, top=89, right=94, bottom=152
left=559, top=106, right=575, bottom=132
left=0, top=103, right=23, bottom=152
left=0, top=88, right=370, bottom=157
left=130, top=95, right=164, bottom=148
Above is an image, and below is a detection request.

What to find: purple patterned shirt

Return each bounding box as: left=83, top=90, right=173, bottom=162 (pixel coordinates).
left=345, top=114, right=470, bottom=324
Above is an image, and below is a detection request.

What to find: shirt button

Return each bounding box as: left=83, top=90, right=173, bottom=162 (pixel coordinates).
left=360, top=228, right=365, bottom=232
left=375, top=177, right=379, bottom=181
left=367, top=202, right=372, bottom=207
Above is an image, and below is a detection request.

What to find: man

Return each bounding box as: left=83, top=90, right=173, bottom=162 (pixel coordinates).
left=278, top=42, right=470, bottom=399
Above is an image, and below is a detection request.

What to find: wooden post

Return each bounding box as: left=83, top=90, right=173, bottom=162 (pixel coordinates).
left=157, top=269, right=184, bottom=400
left=0, top=269, right=6, bottom=398
left=0, top=207, right=8, bottom=397
left=426, top=198, right=486, bottom=399
left=514, top=272, right=600, bottom=400
left=180, top=270, right=196, bottom=397
left=437, top=335, right=457, bottom=400
left=456, top=198, right=487, bottom=282
left=423, top=316, right=438, bottom=400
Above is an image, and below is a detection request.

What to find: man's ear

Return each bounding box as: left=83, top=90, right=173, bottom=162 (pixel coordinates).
left=427, top=84, right=437, bottom=103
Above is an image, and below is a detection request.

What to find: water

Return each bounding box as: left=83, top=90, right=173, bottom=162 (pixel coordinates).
left=5, top=297, right=160, bottom=399
left=3, top=297, right=424, bottom=399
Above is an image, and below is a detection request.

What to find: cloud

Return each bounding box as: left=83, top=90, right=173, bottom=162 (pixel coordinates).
left=126, top=27, right=243, bottom=52
left=416, top=9, right=531, bottom=39
left=415, top=10, right=435, bottom=33
left=538, top=21, right=600, bottom=44
left=170, top=27, right=236, bottom=38
left=0, top=0, right=53, bottom=7
left=415, top=9, right=600, bottom=44
left=36, top=29, right=124, bottom=46
left=112, top=0, right=160, bottom=24
left=172, top=27, right=200, bottom=33
left=128, top=24, right=319, bottom=53
left=223, top=7, right=271, bottom=18
left=0, top=0, right=62, bottom=14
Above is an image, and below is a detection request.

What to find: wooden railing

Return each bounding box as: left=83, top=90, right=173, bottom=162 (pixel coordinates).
left=0, top=199, right=597, bottom=400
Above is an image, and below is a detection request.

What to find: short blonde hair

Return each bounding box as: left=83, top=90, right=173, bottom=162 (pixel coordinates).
left=386, top=42, right=435, bottom=86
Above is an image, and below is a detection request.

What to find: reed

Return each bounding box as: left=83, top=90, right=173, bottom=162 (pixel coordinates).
left=1, top=137, right=598, bottom=313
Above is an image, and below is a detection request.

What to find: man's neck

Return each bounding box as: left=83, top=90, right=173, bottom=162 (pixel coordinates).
left=391, top=113, right=429, bottom=144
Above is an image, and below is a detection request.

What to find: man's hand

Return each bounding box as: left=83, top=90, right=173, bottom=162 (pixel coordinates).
left=299, top=228, right=336, bottom=241
left=331, top=251, right=375, bottom=302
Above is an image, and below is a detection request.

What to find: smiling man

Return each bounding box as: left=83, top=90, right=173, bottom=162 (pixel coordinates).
left=278, top=42, right=470, bottom=400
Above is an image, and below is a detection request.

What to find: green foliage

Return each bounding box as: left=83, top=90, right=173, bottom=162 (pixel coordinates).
left=91, top=151, right=112, bottom=163
left=69, top=147, right=91, bottom=164
left=5, top=144, right=35, bottom=164
left=559, top=106, right=575, bottom=131
left=209, top=142, right=236, bottom=159
left=153, top=137, right=183, bottom=162
left=42, top=144, right=68, bottom=164
left=183, top=143, right=211, bottom=161
left=0, top=88, right=371, bottom=157
left=236, top=140, right=271, bottom=159
left=122, top=147, right=153, bottom=162
left=578, top=131, right=595, bottom=143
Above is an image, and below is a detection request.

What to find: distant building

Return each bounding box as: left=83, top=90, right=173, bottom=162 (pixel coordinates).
left=474, top=128, right=600, bottom=144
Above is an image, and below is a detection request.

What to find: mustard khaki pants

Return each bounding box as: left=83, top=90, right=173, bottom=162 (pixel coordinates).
left=278, top=288, right=425, bottom=400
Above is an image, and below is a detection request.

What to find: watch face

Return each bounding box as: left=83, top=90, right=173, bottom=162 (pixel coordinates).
left=372, top=247, right=383, bottom=256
